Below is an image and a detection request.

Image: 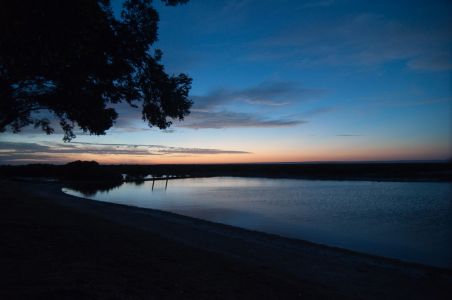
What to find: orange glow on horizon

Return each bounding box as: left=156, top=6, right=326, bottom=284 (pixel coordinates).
left=24, top=143, right=449, bottom=165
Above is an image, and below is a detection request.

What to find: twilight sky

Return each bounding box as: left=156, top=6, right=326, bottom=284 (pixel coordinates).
left=1, top=0, right=451, bottom=164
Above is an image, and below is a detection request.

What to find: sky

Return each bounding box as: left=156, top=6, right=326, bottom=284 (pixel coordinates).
left=1, top=0, right=451, bottom=164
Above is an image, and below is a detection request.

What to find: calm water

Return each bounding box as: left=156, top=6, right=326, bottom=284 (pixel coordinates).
left=62, top=177, right=452, bottom=268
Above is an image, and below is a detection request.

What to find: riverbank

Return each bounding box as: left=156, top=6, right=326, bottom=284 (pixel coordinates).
left=1, top=179, right=451, bottom=299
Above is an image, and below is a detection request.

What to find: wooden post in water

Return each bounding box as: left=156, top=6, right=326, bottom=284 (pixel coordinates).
left=152, top=179, right=155, bottom=191
left=165, top=178, right=168, bottom=190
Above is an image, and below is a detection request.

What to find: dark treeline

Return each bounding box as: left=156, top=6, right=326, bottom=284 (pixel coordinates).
left=109, top=162, right=452, bottom=181
left=0, top=160, right=122, bottom=181
left=1, top=161, right=451, bottom=182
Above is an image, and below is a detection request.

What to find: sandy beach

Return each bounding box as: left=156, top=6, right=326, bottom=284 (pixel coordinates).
left=1, top=178, right=451, bottom=299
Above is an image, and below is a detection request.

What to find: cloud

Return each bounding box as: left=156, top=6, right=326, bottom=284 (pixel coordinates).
left=0, top=141, right=51, bottom=153
left=159, top=148, right=250, bottom=155
left=63, top=141, right=166, bottom=149
left=67, top=142, right=250, bottom=155
left=250, top=13, right=452, bottom=71
left=336, top=134, right=362, bottom=137
left=103, top=81, right=320, bottom=131
left=181, top=81, right=318, bottom=129
left=0, top=141, right=251, bottom=164
left=179, top=110, right=306, bottom=129
left=192, top=81, right=326, bottom=109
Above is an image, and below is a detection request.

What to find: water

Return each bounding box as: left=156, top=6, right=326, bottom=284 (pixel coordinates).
left=62, top=177, right=452, bottom=268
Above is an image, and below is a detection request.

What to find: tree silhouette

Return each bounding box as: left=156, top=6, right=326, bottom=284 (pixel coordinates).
left=0, top=0, right=191, bottom=141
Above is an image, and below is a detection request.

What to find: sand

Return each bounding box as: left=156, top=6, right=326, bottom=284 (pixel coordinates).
left=1, top=178, right=451, bottom=299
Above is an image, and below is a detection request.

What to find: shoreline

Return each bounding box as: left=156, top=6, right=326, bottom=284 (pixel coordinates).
left=124, top=174, right=452, bottom=183
left=62, top=177, right=451, bottom=271
left=2, top=179, right=451, bottom=299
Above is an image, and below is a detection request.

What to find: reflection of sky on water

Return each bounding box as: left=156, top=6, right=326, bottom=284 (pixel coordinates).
left=63, top=177, right=452, bottom=268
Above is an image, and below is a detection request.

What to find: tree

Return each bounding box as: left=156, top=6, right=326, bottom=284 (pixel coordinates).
left=0, top=0, right=191, bottom=141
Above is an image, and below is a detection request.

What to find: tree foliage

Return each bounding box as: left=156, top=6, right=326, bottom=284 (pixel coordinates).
left=0, top=0, right=191, bottom=141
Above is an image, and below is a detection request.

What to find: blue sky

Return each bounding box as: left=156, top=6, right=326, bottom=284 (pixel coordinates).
left=0, top=0, right=451, bottom=164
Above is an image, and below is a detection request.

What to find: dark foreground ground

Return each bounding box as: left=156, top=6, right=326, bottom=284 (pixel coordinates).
left=1, top=179, right=451, bottom=299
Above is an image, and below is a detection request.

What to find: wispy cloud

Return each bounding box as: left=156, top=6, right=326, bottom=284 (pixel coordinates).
left=192, top=81, right=326, bottom=109
left=179, top=110, right=306, bottom=129
left=0, top=141, right=251, bottom=164
left=67, top=142, right=251, bottom=155
left=184, top=81, right=323, bottom=129
left=250, top=13, right=452, bottom=71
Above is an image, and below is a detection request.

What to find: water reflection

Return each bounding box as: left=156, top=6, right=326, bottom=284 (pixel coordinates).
left=66, top=178, right=169, bottom=196
left=63, top=177, right=452, bottom=268
left=64, top=180, right=124, bottom=196
left=132, top=180, right=145, bottom=186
